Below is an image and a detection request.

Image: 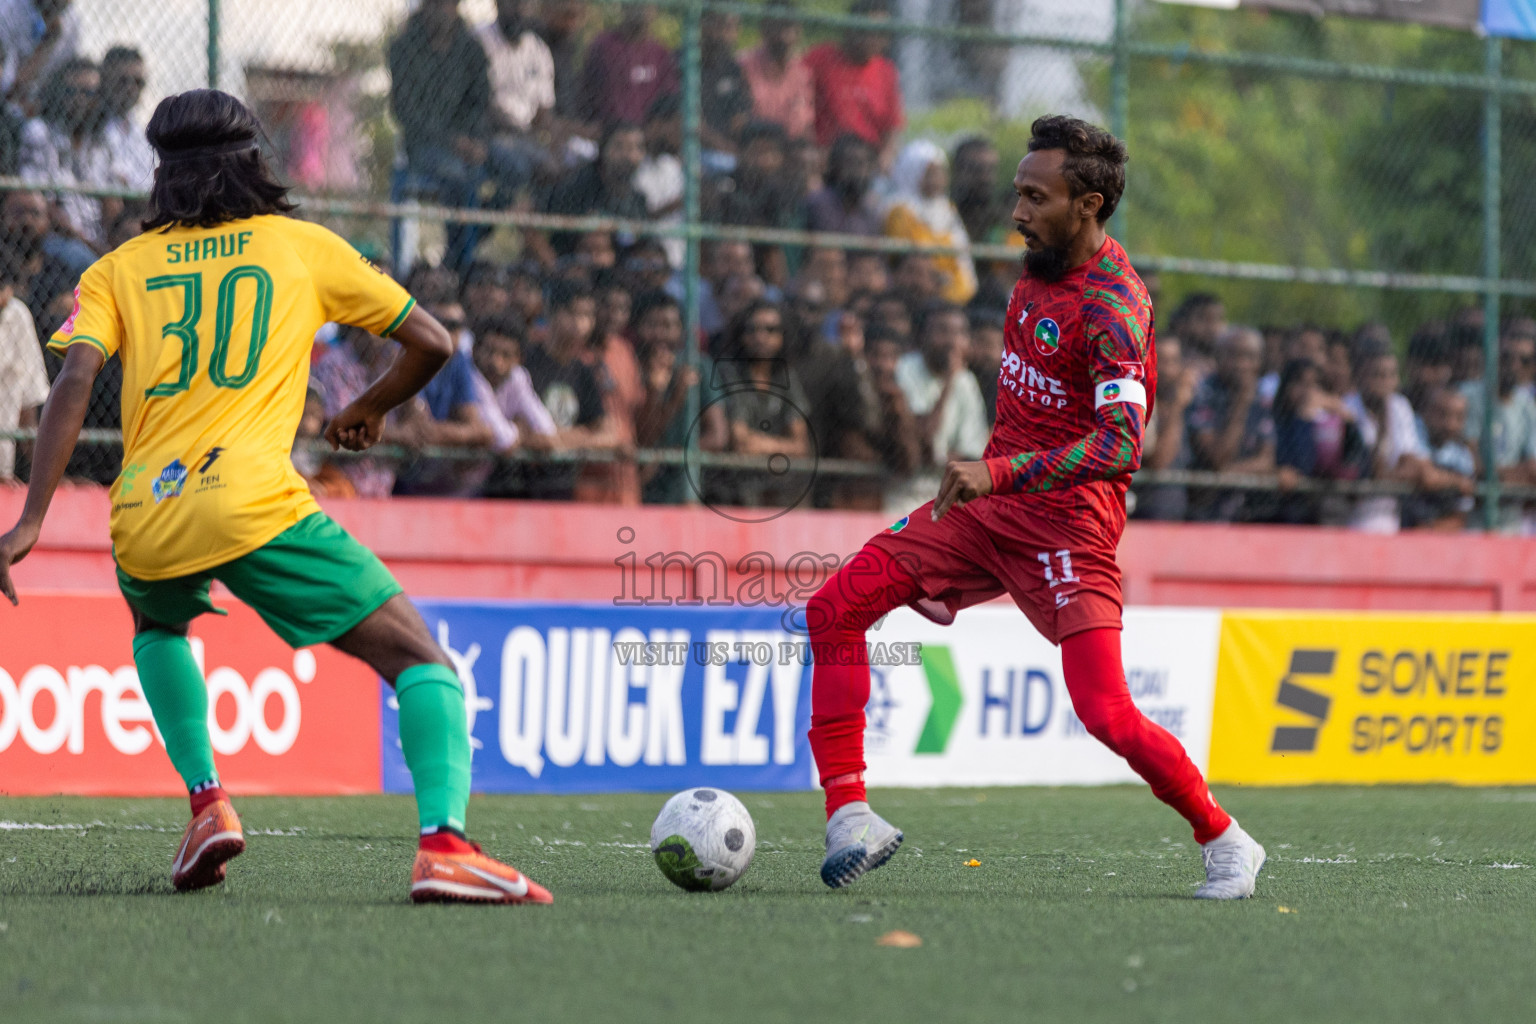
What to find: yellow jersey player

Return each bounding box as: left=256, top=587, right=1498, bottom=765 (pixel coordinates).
left=0, top=89, right=551, bottom=905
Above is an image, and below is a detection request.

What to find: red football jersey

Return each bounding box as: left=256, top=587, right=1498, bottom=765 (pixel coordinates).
left=983, top=237, right=1157, bottom=524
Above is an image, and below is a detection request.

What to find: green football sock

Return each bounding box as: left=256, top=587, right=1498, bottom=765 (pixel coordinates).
left=132, top=629, right=218, bottom=792
left=395, top=663, right=471, bottom=834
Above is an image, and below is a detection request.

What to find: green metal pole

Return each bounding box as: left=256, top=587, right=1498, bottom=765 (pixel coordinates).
left=681, top=0, right=703, bottom=505
left=1108, top=0, right=1129, bottom=244
left=1480, top=37, right=1501, bottom=532
left=207, top=0, right=221, bottom=89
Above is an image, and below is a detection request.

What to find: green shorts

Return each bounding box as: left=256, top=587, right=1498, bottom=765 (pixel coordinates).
left=116, top=512, right=404, bottom=649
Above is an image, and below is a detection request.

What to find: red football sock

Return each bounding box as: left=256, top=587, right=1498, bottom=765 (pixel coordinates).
left=189, top=783, right=228, bottom=817
left=1060, top=627, right=1233, bottom=845
left=806, top=545, right=921, bottom=819
left=419, top=830, right=475, bottom=854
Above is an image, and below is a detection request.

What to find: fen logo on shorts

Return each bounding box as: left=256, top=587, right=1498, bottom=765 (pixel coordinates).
left=1033, top=318, right=1061, bottom=357
left=152, top=459, right=189, bottom=504
left=887, top=514, right=910, bottom=534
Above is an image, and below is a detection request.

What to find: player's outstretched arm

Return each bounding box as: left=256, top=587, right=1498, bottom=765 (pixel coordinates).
left=325, top=305, right=454, bottom=452
left=0, top=342, right=105, bottom=605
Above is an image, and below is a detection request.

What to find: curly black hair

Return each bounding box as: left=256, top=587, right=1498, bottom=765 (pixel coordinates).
left=1026, top=115, right=1127, bottom=224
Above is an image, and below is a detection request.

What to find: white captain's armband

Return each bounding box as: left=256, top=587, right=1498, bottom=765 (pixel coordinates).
left=1094, top=377, right=1147, bottom=410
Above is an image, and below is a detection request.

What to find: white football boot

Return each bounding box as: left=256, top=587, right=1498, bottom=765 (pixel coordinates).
left=1194, top=821, right=1266, bottom=899
left=820, top=801, right=903, bottom=889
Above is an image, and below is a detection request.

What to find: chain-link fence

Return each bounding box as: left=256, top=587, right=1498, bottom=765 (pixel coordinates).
left=3, top=0, right=1536, bottom=531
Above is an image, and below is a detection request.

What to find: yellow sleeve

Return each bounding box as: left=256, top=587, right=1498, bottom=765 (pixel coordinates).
left=294, top=223, right=416, bottom=337
left=47, top=259, right=120, bottom=361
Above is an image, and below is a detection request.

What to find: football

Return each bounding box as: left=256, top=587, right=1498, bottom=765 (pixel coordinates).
left=650, top=788, right=757, bottom=892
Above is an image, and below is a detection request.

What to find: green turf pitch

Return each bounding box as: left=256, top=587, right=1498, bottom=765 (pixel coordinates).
left=1, top=787, right=1533, bottom=1023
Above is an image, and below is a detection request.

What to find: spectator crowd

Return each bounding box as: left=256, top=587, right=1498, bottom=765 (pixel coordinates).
left=1, top=0, right=1532, bottom=534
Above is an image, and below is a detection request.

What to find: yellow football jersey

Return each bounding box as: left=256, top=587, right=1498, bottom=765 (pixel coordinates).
left=47, top=215, right=415, bottom=581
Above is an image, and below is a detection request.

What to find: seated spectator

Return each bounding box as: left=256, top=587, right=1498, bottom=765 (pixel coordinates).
left=706, top=120, right=799, bottom=230
left=0, top=255, right=47, bottom=482
left=828, top=326, right=922, bottom=508
left=1344, top=344, right=1443, bottom=533
left=475, top=0, right=560, bottom=191
left=951, top=136, right=1004, bottom=244
left=848, top=250, right=890, bottom=296
left=802, top=134, right=881, bottom=236
left=885, top=301, right=989, bottom=513
left=797, top=244, right=849, bottom=319
left=575, top=230, right=618, bottom=273
left=1458, top=331, right=1536, bottom=529
left=20, top=57, right=121, bottom=255
left=635, top=94, right=684, bottom=267
left=1258, top=324, right=1325, bottom=406
left=1134, top=333, right=1194, bottom=521
left=291, top=386, right=356, bottom=499
left=389, top=0, right=515, bottom=270
left=696, top=237, right=755, bottom=334
left=576, top=285, right=644, bottom=505
left=883, top=140, right=976, bottom=305
left=310, top=326, right=403, bottom=497
left=633, top=288, right=728, bottom=503
left=738, top=0, right=814, bottom=142
left=804, top=0, right=902, bottom=164
left=537, top=0, right=593, bottom=138
left=578, top=3, right=677, bottom=128
left=460, top=261, right=514, bottom=321
left=869, top=290, right=913, bottom=347
left=541, top=122, right=648, bottom=260
left=470, top=312, right=559, bottom=458
left=1404, top=387, right=1476, bottom=531
left=699, top=11, right=751, bottom=156
left=594, top=276, right=632, bottom=343
left=1505, top=317, right=1536, bottom=397
left=893, top=251, right=942, bottom=307
left=1187, top=326, right=1274, bottom=521
left=2, top=188, right=78, bottom=325
left=97, top=46, right=154, bottom=191
left=715, top=299, right=813, bottom=509
left=1401, top=322, right=1453, bottom=437
left=1167, top=292, right=1225, bottom=379
left=620, top=237, right=674, bottom=297
left=1271, top=358, right=1367, bottom=525
left=0, top=0, right=80, bottom=106
left=966, top=306, right=1004, bottom=424
left=522, top=280, right=626, bottom=500
left=393, top=299, right=497, bottom=496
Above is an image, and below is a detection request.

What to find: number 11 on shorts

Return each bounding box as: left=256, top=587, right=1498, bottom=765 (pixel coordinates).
left=1037, top=549, right=1079, bottom=588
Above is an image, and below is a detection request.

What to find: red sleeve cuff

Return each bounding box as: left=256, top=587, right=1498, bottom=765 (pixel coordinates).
left=986, top=456, right=1016, bottom=495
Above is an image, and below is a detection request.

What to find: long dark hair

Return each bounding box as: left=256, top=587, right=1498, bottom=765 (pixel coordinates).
left=142, top=90, right=296, bottom=231
left=1272, top=358, right=1319, bottom=422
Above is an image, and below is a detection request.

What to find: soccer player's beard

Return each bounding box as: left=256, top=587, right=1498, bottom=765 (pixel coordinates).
left=1021, top=232, right=1073, bottom=283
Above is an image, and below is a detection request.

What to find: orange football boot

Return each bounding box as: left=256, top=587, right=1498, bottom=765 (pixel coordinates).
left=171, top=798, right=245, bottom=892
left=410, top=843, right=554, bottom=905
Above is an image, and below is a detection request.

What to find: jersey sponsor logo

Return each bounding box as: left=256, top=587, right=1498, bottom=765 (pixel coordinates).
left=59, top=287, right=81, bottom=335
left=1033, top=318, right=1060, bottom=357
left=1094, top=377, right=1146, bottom=410
left=1016, top=301, right=1035, bottom=326
left=152, top=459, right=189, bottom=504
left=197, top=447, right=225, bottom=474
left=999, top=351, right=1068, bottom=409
left=887, top=515, right=910, bottom=534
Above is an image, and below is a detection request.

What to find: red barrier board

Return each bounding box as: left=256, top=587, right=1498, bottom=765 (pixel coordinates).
left=0, top=594, right=380, bottom=796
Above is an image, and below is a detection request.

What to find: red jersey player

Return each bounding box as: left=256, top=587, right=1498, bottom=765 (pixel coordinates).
left=805, top=116, right=1265, bottom=898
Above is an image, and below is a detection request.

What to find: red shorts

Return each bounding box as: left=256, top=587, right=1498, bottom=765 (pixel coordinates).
left=865, top=495, right=1124, bottom=645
